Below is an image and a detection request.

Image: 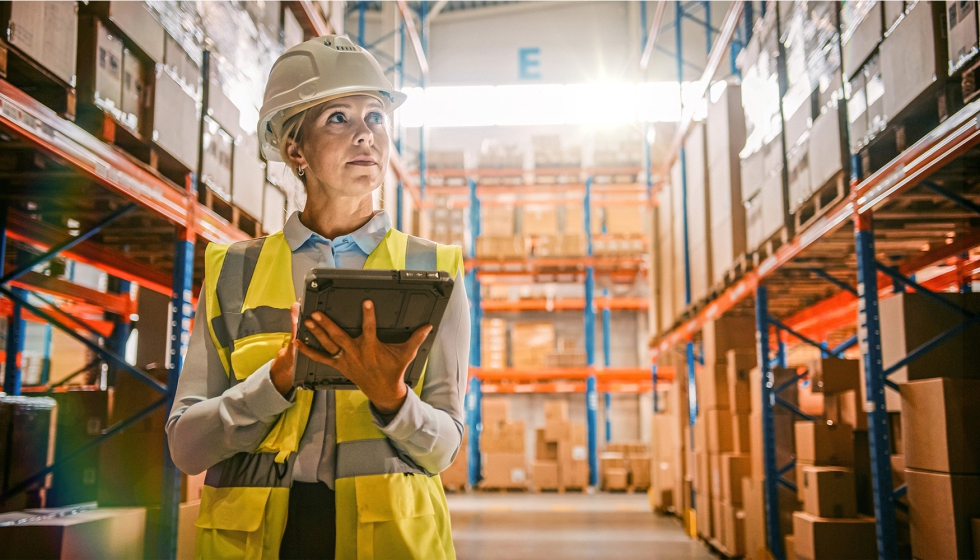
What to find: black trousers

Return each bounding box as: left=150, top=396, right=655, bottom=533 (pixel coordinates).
left=280, top=482, right=337, bottom=560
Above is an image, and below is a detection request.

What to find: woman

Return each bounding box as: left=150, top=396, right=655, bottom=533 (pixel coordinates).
left=166, top=34, right=469, bottom=560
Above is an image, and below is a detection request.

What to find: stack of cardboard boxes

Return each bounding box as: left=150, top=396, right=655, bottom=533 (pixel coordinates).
left=477, top=206, right=526, bottom=259
left=691, top=317, right=756, bottom=552
left=602, top=443, right=651, bottom=492
left=901, top=377, right=980, bottom=559
left=650, top=369, right=682, bottom=513
left=532, top=401, right=588, bottom=491
left=791, top=419, right=877, bottom=560
left=428, top=201, right=466, bottom=250
left=511, top=322, right=556, bottom=369
left=481, top=318, right=508, bottom=370
left=480, top=399, right=527, bottom=490
left=544, top=338, right=587, bottom=369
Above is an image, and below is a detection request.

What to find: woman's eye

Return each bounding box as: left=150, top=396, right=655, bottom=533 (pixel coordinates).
left=327, top=112, right=347, bottom=123
left=368, top=112, right=384, bottom=124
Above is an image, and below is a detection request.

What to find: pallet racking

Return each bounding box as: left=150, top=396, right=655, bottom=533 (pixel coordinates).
left=650, top=2, right=980, bottom=559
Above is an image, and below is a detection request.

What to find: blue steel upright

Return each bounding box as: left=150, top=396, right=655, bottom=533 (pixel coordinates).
left=602, top=289, right=612, bottom=442
left=158, top=214, right=196, bottom=560
left=584, top=176, right=599, bottom=485
left=675, top=1, right=693, bottom=307
left=756, top=286, right=785, bottom=560
left=465, top=267, right=483, bottom=487
left=855, top=210, right=898, bottom=560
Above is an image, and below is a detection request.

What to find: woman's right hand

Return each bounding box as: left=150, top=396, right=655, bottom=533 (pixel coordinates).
left=270, top=302, right=301, bottom=396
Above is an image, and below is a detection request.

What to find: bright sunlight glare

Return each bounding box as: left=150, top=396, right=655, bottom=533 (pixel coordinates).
left=398, top=81, right=709, bottom=128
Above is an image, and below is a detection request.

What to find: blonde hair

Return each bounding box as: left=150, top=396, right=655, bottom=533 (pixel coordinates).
left=278, top=109, right=312, bottom=183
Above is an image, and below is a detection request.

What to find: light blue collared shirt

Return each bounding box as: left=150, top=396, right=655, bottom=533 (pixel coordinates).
left=166, top=210, right=470, bottom=487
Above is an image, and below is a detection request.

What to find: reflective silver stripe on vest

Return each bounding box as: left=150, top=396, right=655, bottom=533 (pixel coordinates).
left=238, top=306, right=294, bottom=339
left=405, top=236, right=438, bottom=271
left=211, top=237, right=267, bottom=352
left=335, top=439, right=426, bottom=479
left=204, top=451, right=295, bottom=488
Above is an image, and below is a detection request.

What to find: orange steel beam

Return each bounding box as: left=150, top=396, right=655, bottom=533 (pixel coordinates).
left=481, top=381, right=656, bottom=394
left=6, top=209, right=174, bottom=296
left=652, top=95, right=980, bottom=359
left=474, top=367, right=672, bottom=383
left=481, top=297, right=649, bottom=312
left=0, top=79, right=246, bottom=246
left=9, top=270, right=135, bottom=317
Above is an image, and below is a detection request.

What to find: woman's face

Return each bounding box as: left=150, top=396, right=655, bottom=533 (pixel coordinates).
left=288, top=94, right=390, bottom=198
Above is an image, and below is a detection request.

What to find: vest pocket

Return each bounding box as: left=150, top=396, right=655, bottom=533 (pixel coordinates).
left=195, top=485, right=289, bottom=560
left=229, top=331, right=291, bottom=381
left=353, top=473, right=446, bottom=560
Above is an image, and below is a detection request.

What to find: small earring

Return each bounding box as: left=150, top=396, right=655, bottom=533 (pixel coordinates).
left=298, top=167, right=305, bottom=176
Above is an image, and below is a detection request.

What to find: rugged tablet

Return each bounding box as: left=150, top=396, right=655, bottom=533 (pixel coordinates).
left=293, top=268, right=454, bottom=390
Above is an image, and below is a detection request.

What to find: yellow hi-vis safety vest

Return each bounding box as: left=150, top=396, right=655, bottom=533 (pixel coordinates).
left=194, top=227, right=462, bottom=560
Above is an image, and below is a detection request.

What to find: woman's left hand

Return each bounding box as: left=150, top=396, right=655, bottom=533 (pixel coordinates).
left=294, top=300, right=433, bottom=415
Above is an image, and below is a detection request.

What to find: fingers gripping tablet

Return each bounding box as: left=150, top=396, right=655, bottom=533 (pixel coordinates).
left=293, top=269, right=454, bottom=389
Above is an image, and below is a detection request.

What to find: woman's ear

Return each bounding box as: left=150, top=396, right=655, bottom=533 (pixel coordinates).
left=284, top=136, right=307, bottom=171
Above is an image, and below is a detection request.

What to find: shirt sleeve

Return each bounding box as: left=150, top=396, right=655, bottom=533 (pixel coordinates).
left=165, top=293, right=294, bottom=475
left=371, top=268, right=470, bottom=474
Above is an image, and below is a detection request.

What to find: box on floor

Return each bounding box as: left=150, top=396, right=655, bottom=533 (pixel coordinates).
left=792, top=511, right=877, bottom=560
left=0, top=507, right=146, bottom=560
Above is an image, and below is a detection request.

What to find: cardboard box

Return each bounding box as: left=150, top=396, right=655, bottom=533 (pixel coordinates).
left=743, top=477, right=767, bottom=560
left=707, top=409, right=734, bottom=453
left=566, top=460, right=589, bottom=489
left=535, top=429, right=558, bottom=461
left=699, top=365, right=731, bottom=411
left=482, top=398, right=510, bottom=426
left=0, top=507, right=146, bottom=560
left=785, top=534, right=796, bottom=560
left=695, top=451, right=709, bottom=494
left=727, top=353, right=754, bottom=413
left=795, top=422, right=854, bottom=466
left=792, top=511, right=878, bottom=560
left=476, top=235, right=528, bottom=259
left=696, top=491, right=713, bottom=538
left=481, top=452, right=527, bottom=489
left=905, top=469, right=980, bottom=560
left=703, top=317, right=758, bottom=367
left=603, top=468, right=629, bottom=491
left=712, top=498, right=725, bottom=541
left=544, top=419, right=571, bottom=443
left=900, top=377, right=980, bottom=474
left=482, top=421, right=525, bottom=454
left=532, top=461, right=559, bottom=490
left=811, top=358, right=862, bottom=395
left=880, top=292, right=980, bottom=384
left=733, top=413, right=751, bottom=454
left=545, top=400, right=569, bottom=423
left=721, top=502, right=746, bottom=557
left=721, top=454, right=752, bottom=505
left=630, top=455, right=652, bottom=490
left=825, top=390, right=867, bottom=431
left=801, top=466, right=858, bottom=519
left=710, top=453, right=722, bottom=498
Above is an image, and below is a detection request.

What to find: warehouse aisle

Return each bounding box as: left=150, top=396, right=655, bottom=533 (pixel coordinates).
left=448, top=493, right=713, bottom=560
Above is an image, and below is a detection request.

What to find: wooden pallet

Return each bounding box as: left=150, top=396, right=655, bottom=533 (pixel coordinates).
left=478, top=486, right=529, bottom=493
left=721, top=252, right=753, bottom=289
left=751, top=227, right=790, bottom=267
left=793, top=172, right=847, bottom=233
left=592, top=172, right=640, bottom=185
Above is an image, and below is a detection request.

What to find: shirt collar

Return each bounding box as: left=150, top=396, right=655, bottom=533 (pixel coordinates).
left=282, top=210, right=392, bottom=255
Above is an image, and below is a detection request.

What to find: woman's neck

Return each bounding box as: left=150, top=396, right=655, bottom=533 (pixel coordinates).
left=298, top=189, right=376, bottom=240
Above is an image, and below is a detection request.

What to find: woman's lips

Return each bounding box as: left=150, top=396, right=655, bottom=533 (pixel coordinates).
left=347, top=156, right=376, bottom=166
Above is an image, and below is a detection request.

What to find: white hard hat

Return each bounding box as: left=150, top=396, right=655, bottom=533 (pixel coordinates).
left=258, top=35, right=407, bottom=162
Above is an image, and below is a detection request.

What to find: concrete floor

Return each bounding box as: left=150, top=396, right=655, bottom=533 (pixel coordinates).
left=447, top=492, right=715, bottom=560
